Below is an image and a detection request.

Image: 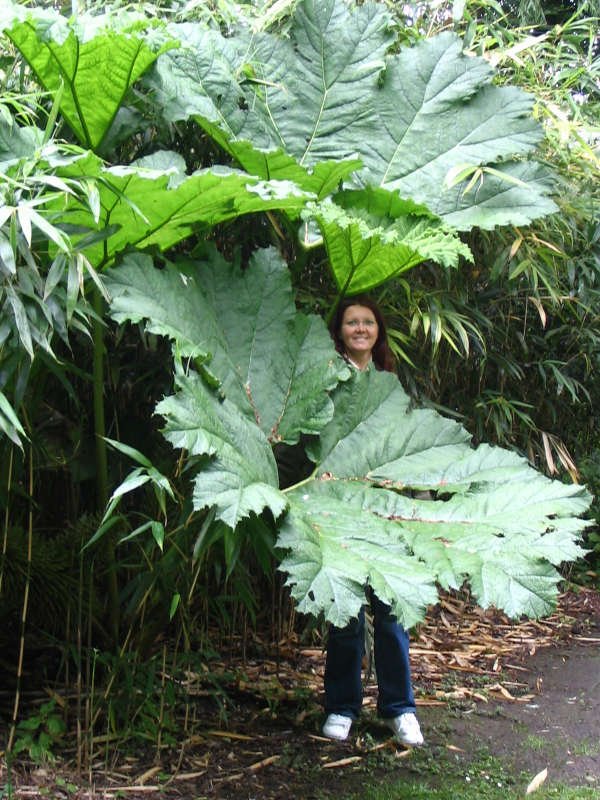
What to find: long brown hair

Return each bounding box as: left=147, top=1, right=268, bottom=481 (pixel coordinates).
left=329, top=295, right=396, bottom=373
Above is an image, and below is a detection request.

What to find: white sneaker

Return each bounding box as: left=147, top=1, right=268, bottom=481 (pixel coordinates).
left=322, top=713, right=353, bottom=741
left=384, top=712, right=424, bottom=746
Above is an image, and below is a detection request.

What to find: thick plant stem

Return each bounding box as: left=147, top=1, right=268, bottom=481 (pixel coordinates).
left=282, top=466, right=318, bottom=493
left=92, top=288, right=119, bottom=642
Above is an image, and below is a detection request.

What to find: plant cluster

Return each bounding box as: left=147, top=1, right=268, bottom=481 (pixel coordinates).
left=0, top=0, right=597, bottom=760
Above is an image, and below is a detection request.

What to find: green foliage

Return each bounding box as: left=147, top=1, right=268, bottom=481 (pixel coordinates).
left=107, top=247, right=347, bottom=435
left=0, top=0, right=595, bottom=666
left=345, top=2, right=600, bottom=501
left=88, top=436, right=174, bottom=550
left=150, top=0, right=555, bottom=230
left=0, top=1, right=173, bottom=151
left=0, top=524, right=83, bottom=632
left=306, top=193, right=473, bottom=294
left=107, top=245, right=590, bottom=626
left=40, top=147, right=311, bottom=269
left=577, top=451, right=600, bottom=572
left=13, top=700, right=66, bottom=763
left=0, top=114, right=104, bottom=444
left=107, top=247, right=347, bottom=527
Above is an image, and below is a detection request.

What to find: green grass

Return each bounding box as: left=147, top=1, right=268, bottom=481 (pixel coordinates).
left=570, top=738, right=600, bottom=757
left=349, top=743, right=598, bottom=800
left=358, top=783, right=599, bottom=799
left=522, top=733, right=551, bottom=752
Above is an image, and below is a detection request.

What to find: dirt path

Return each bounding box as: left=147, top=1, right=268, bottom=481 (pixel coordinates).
left=418, top=640, right=600, bottom=788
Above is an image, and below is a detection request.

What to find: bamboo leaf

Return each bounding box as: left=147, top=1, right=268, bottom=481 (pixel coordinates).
left=109, top=469, right=151, bottom=500
left=151, top=521, right=165, bottom=551
left=28, top=208, right=70, bottom=251
left=16, top=204, right=32, bottom=246
left=0, top=389, right=26, bottom=446
left=0, top=231, right=16, bottom=274
left=169, top=593, right=181, bottom=620
left=6, top=285, right=33, bottom=359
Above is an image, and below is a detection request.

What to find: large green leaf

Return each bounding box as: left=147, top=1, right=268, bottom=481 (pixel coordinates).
left=130, top=248, right=350, bottom=524
left=106, top=246, right=349, bottom=444
left=306, top=368, right=470, bottom=479
left=108, top=246, right=352, bottom=525
left=147, top=9, right=388, bottom=191
left=107, top=252, right=215, bottom=361
left=354, top=33, right=555, bottom=228
left=0, top=2, right=171, bottom=151
left=145, top=21, right=363, bottom=197
left=279, top=369, right=590, bottom=623
left=48, top=149, right=313, bottom=268
left=307, top=192, right=473, bottom=293
left=308, top=370, right=547, bottom=493
left=108, top=247, right=355, bottom=525
left=111, top=247, right=590, bottom=623
left=148, top=0, right=556, bottom=229
left=277, top=471, right=586, bottom=625
left=278, top=482, right=439, bottom=628
left=157, top=368, right=285, bottom=529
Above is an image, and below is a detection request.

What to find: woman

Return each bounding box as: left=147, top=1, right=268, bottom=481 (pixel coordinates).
left=322, top=296, right=424, bottom=747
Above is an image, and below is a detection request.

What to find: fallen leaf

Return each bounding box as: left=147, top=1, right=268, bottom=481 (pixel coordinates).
left=174, top=771, right=207, bottom=780
left=526, top=767, right=548, bottom=794
left=206, top=730, right=254, bottom=740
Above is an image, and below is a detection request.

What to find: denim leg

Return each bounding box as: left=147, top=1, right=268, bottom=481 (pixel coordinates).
left=372, top=594, right=416, bottom=718
left=324, top=607, right=364, bottom=720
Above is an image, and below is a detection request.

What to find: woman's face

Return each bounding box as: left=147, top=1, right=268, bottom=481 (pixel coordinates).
left=340, top=305, right=379, bottom=361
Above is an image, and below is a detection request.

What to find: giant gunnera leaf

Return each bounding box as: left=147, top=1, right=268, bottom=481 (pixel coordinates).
left=45, top=148, right=313, bottom=269
left=106, top=246, right=348, bottom=445
left=148, top=0, right=556, bottom=231
left=107, top=245, right=590, bottom=626
left=305, top=192, right=473, bottom=294
left=0, top=2, right=173, bottom=151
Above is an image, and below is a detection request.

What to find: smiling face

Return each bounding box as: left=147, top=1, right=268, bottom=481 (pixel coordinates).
left=340, top=304, right=379, bottom=366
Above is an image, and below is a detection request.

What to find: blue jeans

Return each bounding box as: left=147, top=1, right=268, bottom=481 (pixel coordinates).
left=324, top=594, right=416, bottom=720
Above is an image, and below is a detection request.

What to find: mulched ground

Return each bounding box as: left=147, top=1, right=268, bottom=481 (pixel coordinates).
left=2, top=587, right=599, bottom=799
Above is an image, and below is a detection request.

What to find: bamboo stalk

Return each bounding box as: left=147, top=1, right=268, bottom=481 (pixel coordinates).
left=156, top=644, right=167, bottom=762
left=7, top=444, right=33, bottom=752
left=92, top=288, right=119, bottom=642
left=0, top=446, right=14, bottom=597
left=76, top=534, right=84, bottom=775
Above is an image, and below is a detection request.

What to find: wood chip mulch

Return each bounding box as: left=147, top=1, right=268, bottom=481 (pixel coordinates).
left=408, top=586, right=600, bottom=704
left=193, top=586, right=600, bottom=712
